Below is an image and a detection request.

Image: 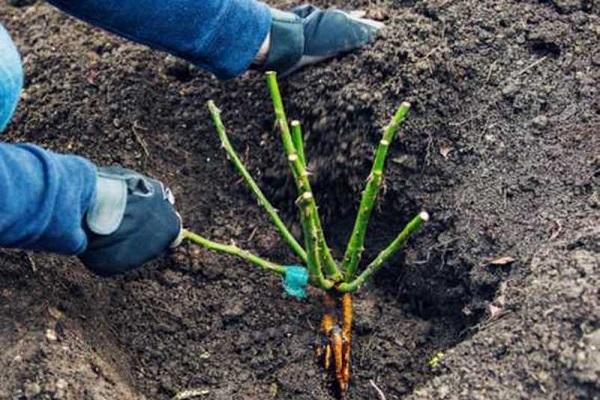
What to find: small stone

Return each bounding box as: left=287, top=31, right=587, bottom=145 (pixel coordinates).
left=502, top=82, right=519, bottom=98
left=391, top=154, right=418, bottom=171
left=24, top=382, right=41, bottom=397
left=437, top=384, right=450, bottom=397
left=162, top=56, right=193, bottom=82
left=222, top=298, right=245, bottom=323
left=45, top=328, right=57, bottom=342
left=531, top=115, right=549, bottom=129
left=584, top=329, right=600, bottom=348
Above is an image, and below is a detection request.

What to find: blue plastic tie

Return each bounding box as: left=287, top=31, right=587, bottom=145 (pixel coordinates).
left=282, top=265, right=309, bottom=299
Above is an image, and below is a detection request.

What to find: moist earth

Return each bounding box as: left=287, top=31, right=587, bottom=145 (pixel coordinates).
left=0, top=1, right=599, bottom=399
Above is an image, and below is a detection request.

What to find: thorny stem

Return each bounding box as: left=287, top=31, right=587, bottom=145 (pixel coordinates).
left=207, top=100, right=307, bottom=264
left=265, top=71, right=343, bottom=284
left=342, top=102, right=411, bottom=281
left=290, top=119, right=328, bottom=287
left=291, top=120, right=306, bottom=168
left=302, top=199, right=334, bottom=290
left=337, top=211, right=429, bottom=292
left=183, top=229, right=286, bottom=275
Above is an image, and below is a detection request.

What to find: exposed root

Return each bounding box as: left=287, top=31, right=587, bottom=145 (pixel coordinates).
left=320, top=311, right=335, bottom=371
left=318, top=293, right=354, bottom=398
left=340, top=293, right=353, bottom=394
left=332, top=326, right=344, bottom=392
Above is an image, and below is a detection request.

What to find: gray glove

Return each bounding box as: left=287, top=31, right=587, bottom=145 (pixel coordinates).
left=79, top=166, right=182, bottom=276
left=263, top=5, right=384, bottom=76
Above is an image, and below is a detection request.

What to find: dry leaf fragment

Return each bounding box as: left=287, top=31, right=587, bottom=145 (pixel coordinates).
left=47, top=306, right=64, bottom=320
left=488, top=304, right=504, bottom=320
left=440, top=145, right=452, bottom=159
left=489, top=256, right=516, bottom=265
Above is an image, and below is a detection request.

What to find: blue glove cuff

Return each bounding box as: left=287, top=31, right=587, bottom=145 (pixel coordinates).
left=0, top=24, right=23, bottom=133
left=264, top=9, right=304, bottom=75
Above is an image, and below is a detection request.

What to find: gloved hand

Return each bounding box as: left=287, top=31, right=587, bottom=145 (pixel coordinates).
left=79, top=166, right=183, bottom=276
left=257, top=5, right=384, bottom=76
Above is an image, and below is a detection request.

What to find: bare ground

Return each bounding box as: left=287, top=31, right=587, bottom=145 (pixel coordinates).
left=0, top=0, right=599, bottom=399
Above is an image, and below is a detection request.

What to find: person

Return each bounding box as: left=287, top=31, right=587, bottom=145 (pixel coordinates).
left=0, top=0, right=382, bottom=276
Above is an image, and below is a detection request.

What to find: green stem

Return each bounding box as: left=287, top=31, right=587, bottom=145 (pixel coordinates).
left=302, top=204, right=334, bottom=290
left=265, top=71, right=342, bottom=283
left=207, top=100, right=307, bottom=264
left=338, top=211, right=429, bottom=292
left=342, top=102, right=411, bottom=281
left=183, top=229, right=286, bottom=275
left=290, top=121, right=320, bottom=285
left=291, top=120, right=306, bottom=167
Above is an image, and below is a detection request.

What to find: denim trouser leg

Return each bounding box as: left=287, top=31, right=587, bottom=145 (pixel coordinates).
left=47, top=0, right=271, bottom=79
left=0, top=24, right=97, bottom=255
left=0, top=24, right=23, bottom=133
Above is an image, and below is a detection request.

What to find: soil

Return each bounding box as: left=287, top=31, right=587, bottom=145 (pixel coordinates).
left=0, top=1, right=599, bottom=399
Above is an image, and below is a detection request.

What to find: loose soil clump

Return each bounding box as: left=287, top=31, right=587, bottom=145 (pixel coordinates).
left=1, top=1, right=598, bottom=399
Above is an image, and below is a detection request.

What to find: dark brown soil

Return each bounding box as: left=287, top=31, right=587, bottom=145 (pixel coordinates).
left=1, top=1, right=599, bottom=399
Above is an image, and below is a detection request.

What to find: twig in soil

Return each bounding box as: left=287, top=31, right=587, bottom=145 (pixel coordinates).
left=132, top=120, right=150, bottom=159
left=484, top=60, right=499, bottom=84
left=247, top=226, right=259, bottom=242
left=369, top=379, right=387, bottom=400
left=171, top=388, right=210, bottom=400
left=548, top=218, right=562, bottom=240
left=26, top=252, right=36, bottom=272
left=514, top=56, right=548, bottom=78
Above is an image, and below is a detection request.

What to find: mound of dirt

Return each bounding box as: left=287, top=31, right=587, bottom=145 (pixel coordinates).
left=0, top=0, right=598, bottom=399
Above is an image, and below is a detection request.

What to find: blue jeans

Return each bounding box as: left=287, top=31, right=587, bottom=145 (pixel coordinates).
left=47, top=0, right=271, bottom=79
left=0, top=0, right=271, bottom=254
left=2, top=0, right=271, bottom=127
left=0, top=25, right=97, bottom=254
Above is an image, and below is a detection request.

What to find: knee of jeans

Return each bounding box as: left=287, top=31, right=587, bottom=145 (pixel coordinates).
left=0, top=24, right=23, bottom=133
